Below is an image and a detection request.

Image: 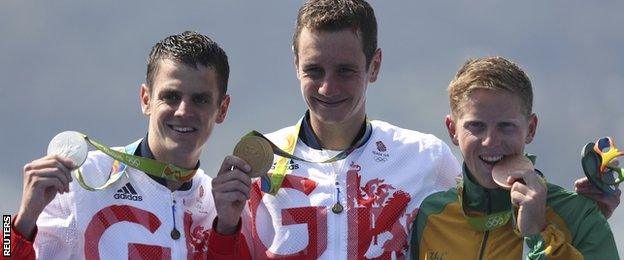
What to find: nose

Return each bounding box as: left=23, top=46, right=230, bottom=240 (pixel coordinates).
left=174, top=99, right=192, bottom=117
left=481, top=129, right=500, bottom=147
left=317, top=74, right=339, bottom=97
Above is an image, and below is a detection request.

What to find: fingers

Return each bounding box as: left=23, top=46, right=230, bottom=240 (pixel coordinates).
left=212, top=161, right=252, bottom=202
left=23, top=155, right=75, bottom=193
left=508, top=171, right=546, bottom=206
left=574, top=177, right=591, bottom=189
left=217, top=155, right=251, bottom=176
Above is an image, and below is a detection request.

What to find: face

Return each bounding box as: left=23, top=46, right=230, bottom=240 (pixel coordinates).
left=141, top=59, right=229, bottom=166
left=445, top=89, right=537, bottom=189
left=295, top=27, right=381, bottom=128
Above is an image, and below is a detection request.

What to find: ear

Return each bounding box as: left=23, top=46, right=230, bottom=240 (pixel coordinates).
left=140, top=83, right=151, bottom=116
left=445, top=115, right=459, bottom=146
left=215, top=94, right=230, bottom=124
left=368, top=48, right=382, bottom=83
left=525, top=113, right=538, bottom=144
left=294, top=51, right=302, bottom=80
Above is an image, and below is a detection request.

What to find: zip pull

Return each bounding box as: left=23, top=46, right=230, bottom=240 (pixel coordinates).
left=332, top=181, right=344, bottom=214
left=170, top=195, right=180, bottom=240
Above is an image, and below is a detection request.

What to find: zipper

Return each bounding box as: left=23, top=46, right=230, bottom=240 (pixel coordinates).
left=170, top=192, right=181, bottom=259
left=478, top=190, right=491, bottom=260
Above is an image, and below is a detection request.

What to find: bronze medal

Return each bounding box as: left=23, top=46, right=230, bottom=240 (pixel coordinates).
left=492, top=154, right=534, bottom=189
left=233, top=136, right=274, bottom=178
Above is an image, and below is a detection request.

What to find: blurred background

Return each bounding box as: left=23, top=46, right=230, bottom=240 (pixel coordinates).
left=1, top=0, right=622, bottom=255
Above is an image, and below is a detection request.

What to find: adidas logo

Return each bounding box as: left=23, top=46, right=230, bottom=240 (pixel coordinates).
left=271, top=159, right=299, bottom=170
left=113, top=182, right=143, bottom=201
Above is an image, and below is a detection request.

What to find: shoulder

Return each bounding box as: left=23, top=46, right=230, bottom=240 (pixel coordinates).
left=544, top=182, right=605, bottom=227
left=419, top=188, right=458, bottom=217
left=265, top=124, right=298, bottom=147
left=370, top=120, right=452, bottom=153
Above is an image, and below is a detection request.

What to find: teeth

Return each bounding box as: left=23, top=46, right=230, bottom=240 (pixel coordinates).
left=171, top=126, right=195, bottom=133
left=480, top=155, right=503, bottom=162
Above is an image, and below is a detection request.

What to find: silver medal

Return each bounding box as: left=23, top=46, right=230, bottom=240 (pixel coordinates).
left=47, top=131, right=88, bottom=168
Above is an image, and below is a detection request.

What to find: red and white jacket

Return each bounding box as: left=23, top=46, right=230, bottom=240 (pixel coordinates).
left=8, top=145, right=240, bottom=260
left=211, top=120, right=461, bottom=259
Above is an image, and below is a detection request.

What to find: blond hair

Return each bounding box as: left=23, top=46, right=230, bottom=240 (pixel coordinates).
left=448, top=56, right=533, bottom=119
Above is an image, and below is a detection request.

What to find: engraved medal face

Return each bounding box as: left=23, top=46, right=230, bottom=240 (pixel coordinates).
left=491, top=154, right=534, bottom=189
left=233, top=136, right=274, bottom=178
left=47, top=131, right=88, bottom=168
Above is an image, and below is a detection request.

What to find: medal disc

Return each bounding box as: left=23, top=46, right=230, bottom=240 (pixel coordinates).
left=233, top=136, right=274, bottom=178
left=47, top=131, right=88, bottom=168
left=492, top=154, right=534, bottom=189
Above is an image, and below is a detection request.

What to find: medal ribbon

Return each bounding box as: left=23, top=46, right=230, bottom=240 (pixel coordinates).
left=458, top=154, right=537, bottom=231
left=74, top=134, right=197, bottom=191
left=246, top=117, right=372, bottom=195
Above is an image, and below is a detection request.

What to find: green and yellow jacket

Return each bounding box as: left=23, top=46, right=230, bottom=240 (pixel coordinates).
left=410, top=165, right=619, bottom=260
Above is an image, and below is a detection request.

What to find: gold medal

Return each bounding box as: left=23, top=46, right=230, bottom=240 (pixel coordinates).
left=233, top=136, right=274, bottom=178
left=331, top=203, right=343, bottom=214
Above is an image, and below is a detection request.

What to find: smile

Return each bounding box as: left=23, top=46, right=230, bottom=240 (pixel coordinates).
left=479, top=155, right=503, bottom=165
left=168, top=124, right=197, bottom=133
left=316, top=97, right=347, bottom=107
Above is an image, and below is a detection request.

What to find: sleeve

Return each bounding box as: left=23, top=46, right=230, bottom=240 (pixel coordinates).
left=33, top=191, right=80, bottom=259
left=5, top=217, right=36, bottom=260
left=207, top=217, right=251, bottom=260
left=435, top=140, right=461, bottom=190
left=525, top=205, right=619, bottom=259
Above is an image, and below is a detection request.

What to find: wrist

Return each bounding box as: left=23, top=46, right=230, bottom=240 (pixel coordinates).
left=14, top=212, right=38, bottom=241
left=215, top=217, right=240, bottom=235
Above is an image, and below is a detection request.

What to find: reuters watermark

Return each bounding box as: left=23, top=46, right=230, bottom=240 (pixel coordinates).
left=2, top=215, right=10, bottom=257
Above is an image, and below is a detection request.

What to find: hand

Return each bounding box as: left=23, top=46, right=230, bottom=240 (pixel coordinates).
left=15, top=155, right=76, bottom=240
left=575, top=177, right=621, bottom=219
left=211, top=155, right=252, bottom=235
left=508, top=170, right=548, bottom=236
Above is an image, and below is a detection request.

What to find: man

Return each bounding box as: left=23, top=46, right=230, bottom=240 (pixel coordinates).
left=210, top=0, right=461, bottom=258
left=410, top=57, right=619, bottom=259
left=8, top=31, right=244, bottom=259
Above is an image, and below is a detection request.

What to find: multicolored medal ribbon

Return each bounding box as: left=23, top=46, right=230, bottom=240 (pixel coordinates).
left=459, top=154, right=537, bottom=231
left=47, top=131, right=197, bottom=191
left=233, top=117, right=371, bottom=195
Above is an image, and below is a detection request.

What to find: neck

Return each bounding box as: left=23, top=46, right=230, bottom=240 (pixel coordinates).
left=147, top=135, right=199, bottom=169
left=309, top=113, right=365, bottom=150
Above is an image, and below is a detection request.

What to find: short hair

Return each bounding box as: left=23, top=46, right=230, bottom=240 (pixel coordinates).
left=146, top=31, right=229, bottom=99
left=293, top=0, right=377, bottom=67
left=448, top=56, right=533, bottom=119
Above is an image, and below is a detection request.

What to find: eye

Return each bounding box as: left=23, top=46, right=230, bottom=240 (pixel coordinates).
left=161, top=91, right=181, bottom=103
left=465, top=121, right=485, bottom=132
left=499, top=122, right=517, bottom=133
left=337, top=67, right=356, bottom=77
left=192, top=94, right=211, bottom=105
left=302, top=66, right=323, bottom=78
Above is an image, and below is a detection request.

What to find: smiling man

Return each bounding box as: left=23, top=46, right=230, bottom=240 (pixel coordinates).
left=410, top=56, right=618, bottom=259
left=8, top=31, right=243, bottom=259
left=209, top=0, right=461, bottom=258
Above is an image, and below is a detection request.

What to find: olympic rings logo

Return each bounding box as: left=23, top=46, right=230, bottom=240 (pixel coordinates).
left=485, top=215, right=505, bottom=229
left=374, top=156, right=388, bottom=162
left=125, top=156, right=141, bottom=167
